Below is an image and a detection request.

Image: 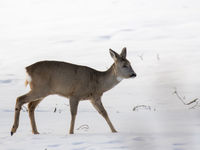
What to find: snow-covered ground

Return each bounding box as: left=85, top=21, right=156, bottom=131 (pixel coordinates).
left=0, top=0, right=200, bottom=149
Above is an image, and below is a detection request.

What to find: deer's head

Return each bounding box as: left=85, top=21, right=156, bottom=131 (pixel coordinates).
left=109, top=47, right=136, bottom=80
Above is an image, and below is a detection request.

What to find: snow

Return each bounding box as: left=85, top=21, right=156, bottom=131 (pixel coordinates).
left=0, top=0, right=200, bottom=149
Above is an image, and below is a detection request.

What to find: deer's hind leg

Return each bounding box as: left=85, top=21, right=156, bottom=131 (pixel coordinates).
left=28, top=99, right=43, bottom=134
left=11, top=90, right=47, bottom=136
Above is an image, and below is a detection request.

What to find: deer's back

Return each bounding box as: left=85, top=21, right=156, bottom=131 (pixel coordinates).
left=26, top=61, right=102, bottom=99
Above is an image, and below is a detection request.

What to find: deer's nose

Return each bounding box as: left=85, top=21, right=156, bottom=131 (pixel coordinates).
left=130, top=73, right=136, bottom=78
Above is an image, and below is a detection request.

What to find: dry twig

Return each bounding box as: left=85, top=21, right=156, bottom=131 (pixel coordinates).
left=22, top=106, right=28, bottom=112
left=173, top=88, right=199, bottom=109
left=138, top=54, right=144, bottom=61
left=76, top=124, right=89, bottom=131
left=133, top=105, right=155, bottom=111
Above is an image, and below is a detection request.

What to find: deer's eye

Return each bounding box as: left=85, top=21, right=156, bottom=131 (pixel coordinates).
left=123, top=65, right=128, bottom=68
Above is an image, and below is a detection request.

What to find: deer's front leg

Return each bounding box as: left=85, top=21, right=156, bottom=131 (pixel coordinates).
left=69, top=98, right=79, bottom=134
left=91, top=98, right=117, bottom=133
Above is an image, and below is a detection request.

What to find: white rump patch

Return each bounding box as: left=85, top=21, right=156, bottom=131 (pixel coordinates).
left=117, top=76, right=123, bottom=82
left=26, top=72, right=32, bottom=83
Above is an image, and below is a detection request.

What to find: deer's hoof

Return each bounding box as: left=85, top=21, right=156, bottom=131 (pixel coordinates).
left=11, top=132, right=14, bottom=136
left=112, top=130, right=117, bottom=133
left=33, top=131, right=40, bottom=134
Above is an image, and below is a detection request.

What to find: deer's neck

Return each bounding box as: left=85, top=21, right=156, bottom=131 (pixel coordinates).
left=99, top=64, right=122, bottom=93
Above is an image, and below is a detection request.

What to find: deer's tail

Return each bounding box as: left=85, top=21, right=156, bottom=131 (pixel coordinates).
left=25, top=71, right=32, bottom=87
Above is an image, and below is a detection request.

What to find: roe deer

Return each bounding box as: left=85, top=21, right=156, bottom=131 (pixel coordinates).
left=11, top=47, right=136, bottom=136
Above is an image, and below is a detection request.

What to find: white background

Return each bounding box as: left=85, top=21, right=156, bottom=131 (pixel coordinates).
left=0, top=0, right=200, bottom=149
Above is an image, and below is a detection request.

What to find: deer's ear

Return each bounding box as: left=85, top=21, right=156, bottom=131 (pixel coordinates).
left=120, top=47, right=127, bottom=58
left=109, top=49, right=119, bottom=61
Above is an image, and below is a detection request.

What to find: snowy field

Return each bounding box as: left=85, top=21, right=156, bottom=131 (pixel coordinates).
left=0, top=0, right=200, bottom=149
